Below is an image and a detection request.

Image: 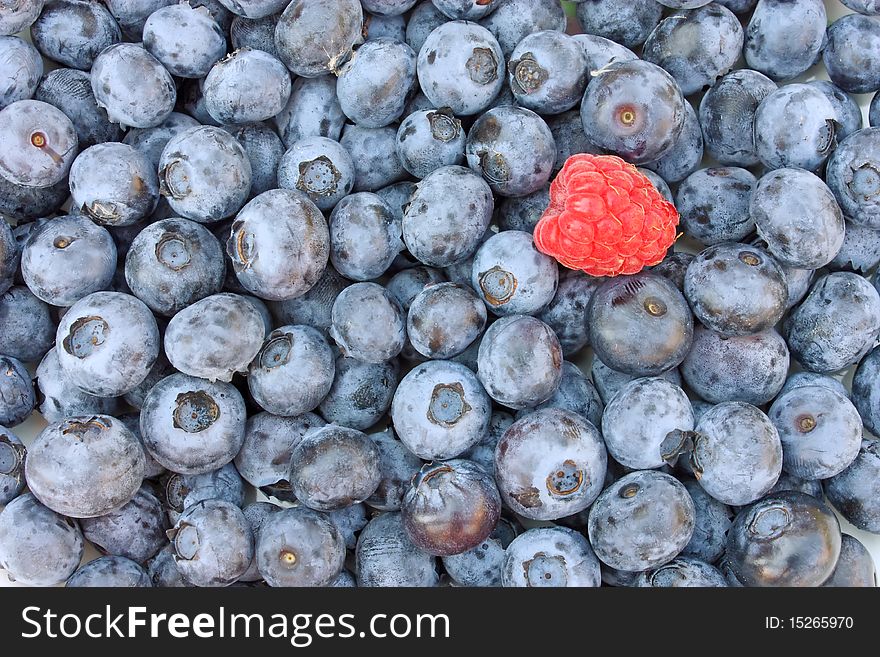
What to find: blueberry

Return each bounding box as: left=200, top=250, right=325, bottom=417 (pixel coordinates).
left=392, top=360, right=491, bottom=460
left=0, top=493, right=83, bottom=586
left=231, top=13, right=278, bottom=57
left=642, top=100, right=703, bottom=185
left=318, top=357, right=397, bottom=431
left=268, top=266, right=347, bottom=335
left=699, top=69, right=777, bottom=167
left=327, top=192, right=403, bottom=281
left=507, top=31, right=586, bottom=116
left=676, top=168, right=757, bottom=246
left=407, top=282, right=486, bottom=359
left=365, top=427, right=423, bottom=511
left=363, top=12, right=407, bottom=42
left=176, top=463, right=246, bottom=510
left=824, top=14, right=880, bottom=96
left=237, top=501, right=280, bottom=582
left=143, top=2, right=227, bottom=79
left=443, top=520, right=515, bottom=587
left=823, top=534, right=877, bottom=587
left=324, top=502, right=368, bottom=551
left=387, top=266, right=447, bottom=312
left=340, top=123, right=408, bottom=192
left=754, top=85, right=838, bottom=172
left=824, top=438, right=880, bottom=533
left=841, top=0, right=880, bottom=12
left=830, top=220, right=880, bottom=275
left=228, top=122, right=285, bottom=198
left=588, top=470, right=695, bottom=572
left=160, top=126, right=253, bottom=223
left=0, top=426, right=26, bottom=505
left=634, top=557, right=728, bottom=587
left=680, top=478, right=733, bottom=564
left=204, top=49, right=292, bottom=125
left=716, top=0, right=756, bottom=10
left=26, top=414, right=145, bottom=518
left=402, top=459, right=500, bottom=556
left=278, top=137, right=355, bottom=211
left=574, top=0, right=663, bottom=49
left=602, top=377, right=694, bottom=471
left=80, top=485, right=167, bottom=564
left=726, top=491, right=841, bottom=587
left=91, top=43, right=176, bottom=129
left=591, top=356, right=682, bottom=405
left=118, top=412, right=165, bottom=479
left=330, top=282, right=406, bottom=363
left=769, top=385, right=862, bottom=481
left=274, top=0, right=363, bottom=78
left=571, top=34, right=637, bottom=72
left=682, top=326, right=789, bottom=405
left=546, top=112, right=600, bottom=175
left=31, top=0, right=121, bottom=71
left=750, top=168, right=845, bottom=269
left=853, top=346, right=880, bottom=436
left=169, top=499, right=254, bottom=587
left=355, top=511, right=438, bottom=587
left=248, top=325, right=335, bottom=416
left=781, top=372, right=848, bottom=400
left=34, top=348, right=121, bottom=422
left=123, top=113, right=200, bottom=170
left=461, top=410, right=513, bottom=477
left=0, top=170, right=69, bottom=220
left=0, top=99, right=78, bottom=188
left=66, top=555, right=151, bottom=587
left=54, top=291, right=159, bottom=397
left=406, top=1, right=447, bottom=54
left=0, top=36, right=41, bottom=111
left=656, top=0, right=713, bottom=6
left=146, top=545, right=192, bottom=587
left=581, top=60, right=686, bottom=165
left=766, top=471, right=824, bottom=499
left=466, top=106, right=555, bottom=197
left=402, top=165, right=494, bottom=267
left=690, top=401, right=782, bottom=506
left=140, top=372, right=246, bottom=474
left=289, top=423, right=382, bottom=511
left=417, top=21, right=505, bottom=116
left=104, top=0, right=175, bottom=40
left=375, top=181, right=418, bottom=225
left=502, top=526, right=600, bottom=588
left=873, top=92, right=880, bottom=128
left=786, top=272, right=880, bottom=373
left=826, top=128, right=880, bottom=230
left=533, top=273, right=598, bottom=358
left=275, top=75, right=346, bottom=148
left=809, top=80, right=864, bottom=141
left=781, top=265, right=815, bottom=310
left=0, top=0, right=43, bottom=35
left=519, top=362, right=601, bottom=428
left=0, top=286, right=53, bottom=362
left=229, top=189, right=330, bottom=300
left=396, top=109, right=466, bottom=179
left=643, top=4, right=743, bottom=97
left=744, top=0, right=826, bottom=81
left=217, top=0, right=287, bottom=19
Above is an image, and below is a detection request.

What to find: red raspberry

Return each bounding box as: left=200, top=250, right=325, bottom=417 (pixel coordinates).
left=534, top=154, right=679, bottom=277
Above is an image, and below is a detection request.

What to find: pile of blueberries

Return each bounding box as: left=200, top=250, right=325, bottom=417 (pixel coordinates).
left=0, top=0, right=879, bottom=589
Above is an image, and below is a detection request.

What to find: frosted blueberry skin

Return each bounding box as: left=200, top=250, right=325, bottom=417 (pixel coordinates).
left=571, top=34, right=637, bottom=73
left=365, top=427, right=423, bottom=511
left=35, top=348, right=121, bottom=423
left=407, top=283, right=486, bottom=359
left=781, top=372, right=849, bottom=400
left=591, top=355, right=682, bottom=406
left=123, top=113, right=200, bottom=169
left=433, top=0, right=495, bottom=20
left=234, top=412, right=326, bottom=493
left=751, top=169, right=846, bottom=270
left=217, top=0, right=288, bottom=19
left=471, top=230, right=558, bottom=317
left=90, top=43, right=176, bottom=129
left=841, top=0, right=880, bottom=12
left=443, top=521, right=514, bottom=587
left=80, top=485, right=167, bottom=564
left=830, top=219, right=880, bottom=273
left=744, top=0, right=826, bottom=82
left=680, top=479, right=733, bottom=565
left=786, top=272, right=880, bottom=374
left=460, top=410, right=512, bottom=479
left=402, top=459, right=500, bottom=556
left=231, top=13, right=278, bottom=56
left=0, top=36, right=41, bottom=110
left=361, top=0, right=417, bottom=16
left=54, top=291, right=158, bottom=397
left=417, top=21, right=505, bottom=117
left=31, top=0, right=121, bottom=71
left=824, top=438, right=880, bottom=534
left=853, top=345, right=880, bottom=435
left=649, top=252, right=694, bottom=292
left=477, top=314, right=562, bottom=410
left=574, top=0, right=662, bottom=49
left=275, top=75, right=346, bottom=148
left=268, top=266, right=347, bottom=335
left=0, top=221, right=17, bottom=297
left=502, top=526, right=600, bottom=588
left=204, top=49, right=291, bottom=125
left=278, top=136, right=355, bottom=211
left=547, top=112, right=600, bottom=176
left=146, top=545, right=191, bottom=588
left=103, top=0, right=175, bottom=40
left=466, top=106, right=555, bottom=198
left=165, top=293, right=265, bottom=382
left=495, top=407, right=606, bottom=521
left=690, top=402, right=783, bottom=506
left=769, top=386, right=862, bottom=482
left=336, top=38, right=416, bottom=129
left=319, top=356, right=398, bottom=431
left=25, top=415, right=146, bottom=518
left=507, top=31, right=586, bottom=115
left=589, top=470, right=695, bottom=572
left=0, top=426, right=26, bottom=504
left=125, top=218, right=226, bottom=317
left=288, top=424, right=381, bottom=512
left=0, top=285, right=53, bottom=362
left=699, top=69, right=777, bottom=167
left=809, top=80, right=864, bottom=141
left=140, top=373, right=246, bottom=475
left=330, top=283, right=406, bottom=363
left=327, top=192, right=401, bottom=281
left=228, top=189, right=329, bottom=301
left=634, top=557, right=728, bottom=588
left=642, top=101, right=703, bottom=185
left=682, top=327, right=789, bottom=406
left=823, top=14, right=880, bottom=95
left=173, top=463, right=246, bottom=511
left=340, top=124, right=408, bottom=192
left=143, top=2, right=226, bottom=79
left=0, top=171, right=68, bottom=220
left=396, top=109, right=466, bottom=179
left=66, top=555, right=151, bottom=587
left=387, top=266, right=446, bottom=311
left=228, top=122, right=285, bottom=198
left=159, top=126, right=253, bottom=224
left=248, top=325, right=335, bottom=417
left=823, top=534, right=878, bottom=587
left=169, top=499, right=253, bottom=587
left=392, top=360, right=491, bottom=461
left=826, top=128, right=880, bottom=230
left=0, top=0, right=44, bottom=36
left=0, top=99, right=77, bottom=188
left=0, top=493, right=83, bottom=587
left=516, top=362, right=602, bottom=430
left=356, top=512, right=438, bottom=587
left=402, top=165, right=494, bottom=267
left=478, top=0, right=565, bottom=56
left=238, top=501, right=280, bottom=582
left=406, top=1, right=446, bottom=53
left=117, top=412, right=165, bottom=479
left=581, top=60, right=686, bottom=165
left=274, top=0, right=363, bottom=78
left=535, top=272, right=599, bottom=357
left=726, top=491, right=841, bottom=587
left=676, top=168, right=757, bottom=246
left=602, top=377, right=694, bottom=471
left=588, top=273, right=693, bottom=378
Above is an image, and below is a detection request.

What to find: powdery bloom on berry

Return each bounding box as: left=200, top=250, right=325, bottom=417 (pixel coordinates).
left=534, top=154, right=679, bottom=277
